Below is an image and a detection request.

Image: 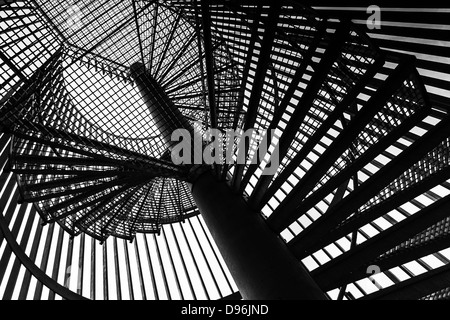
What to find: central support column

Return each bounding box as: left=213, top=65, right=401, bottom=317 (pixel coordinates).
left=190, top=171, right=327, bottom=300
left=130, top=62, right=327, bottom=300
left=130, top=62, right=194, bottom=147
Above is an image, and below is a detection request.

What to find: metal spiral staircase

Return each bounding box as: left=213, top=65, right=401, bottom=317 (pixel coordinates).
left=1, top=0, right=450, bottom=300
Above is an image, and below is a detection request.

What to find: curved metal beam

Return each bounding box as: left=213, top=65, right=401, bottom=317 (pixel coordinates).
left=0, top=209, right=88, bottom=300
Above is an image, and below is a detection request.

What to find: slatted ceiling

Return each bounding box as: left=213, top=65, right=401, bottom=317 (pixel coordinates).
left=282, top=107, right=431, bottom=210
left=313, top=201, right=450, bottom=291
left=260, top=116, right=355, bottom=213
left=0, top=199, right=236, bottom=299
left=311, top=5, right=450, bottom=114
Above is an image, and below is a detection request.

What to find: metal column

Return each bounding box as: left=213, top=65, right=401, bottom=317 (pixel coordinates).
left=130, top=62, right=194, bottom=147
left=130, top=62, right=327, bottom=300
left=190, top=170, right=327, bottom=300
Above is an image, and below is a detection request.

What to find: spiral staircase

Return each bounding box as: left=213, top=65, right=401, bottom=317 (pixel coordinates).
left=1, top=0, right=450, bottom=300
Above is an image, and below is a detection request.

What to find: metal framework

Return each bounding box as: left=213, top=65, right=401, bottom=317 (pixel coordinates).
left=1, top=0, right=450, bottom=300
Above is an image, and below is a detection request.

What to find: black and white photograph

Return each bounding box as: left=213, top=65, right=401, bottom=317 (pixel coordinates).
left=0, top=0, right=449, bottom=316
